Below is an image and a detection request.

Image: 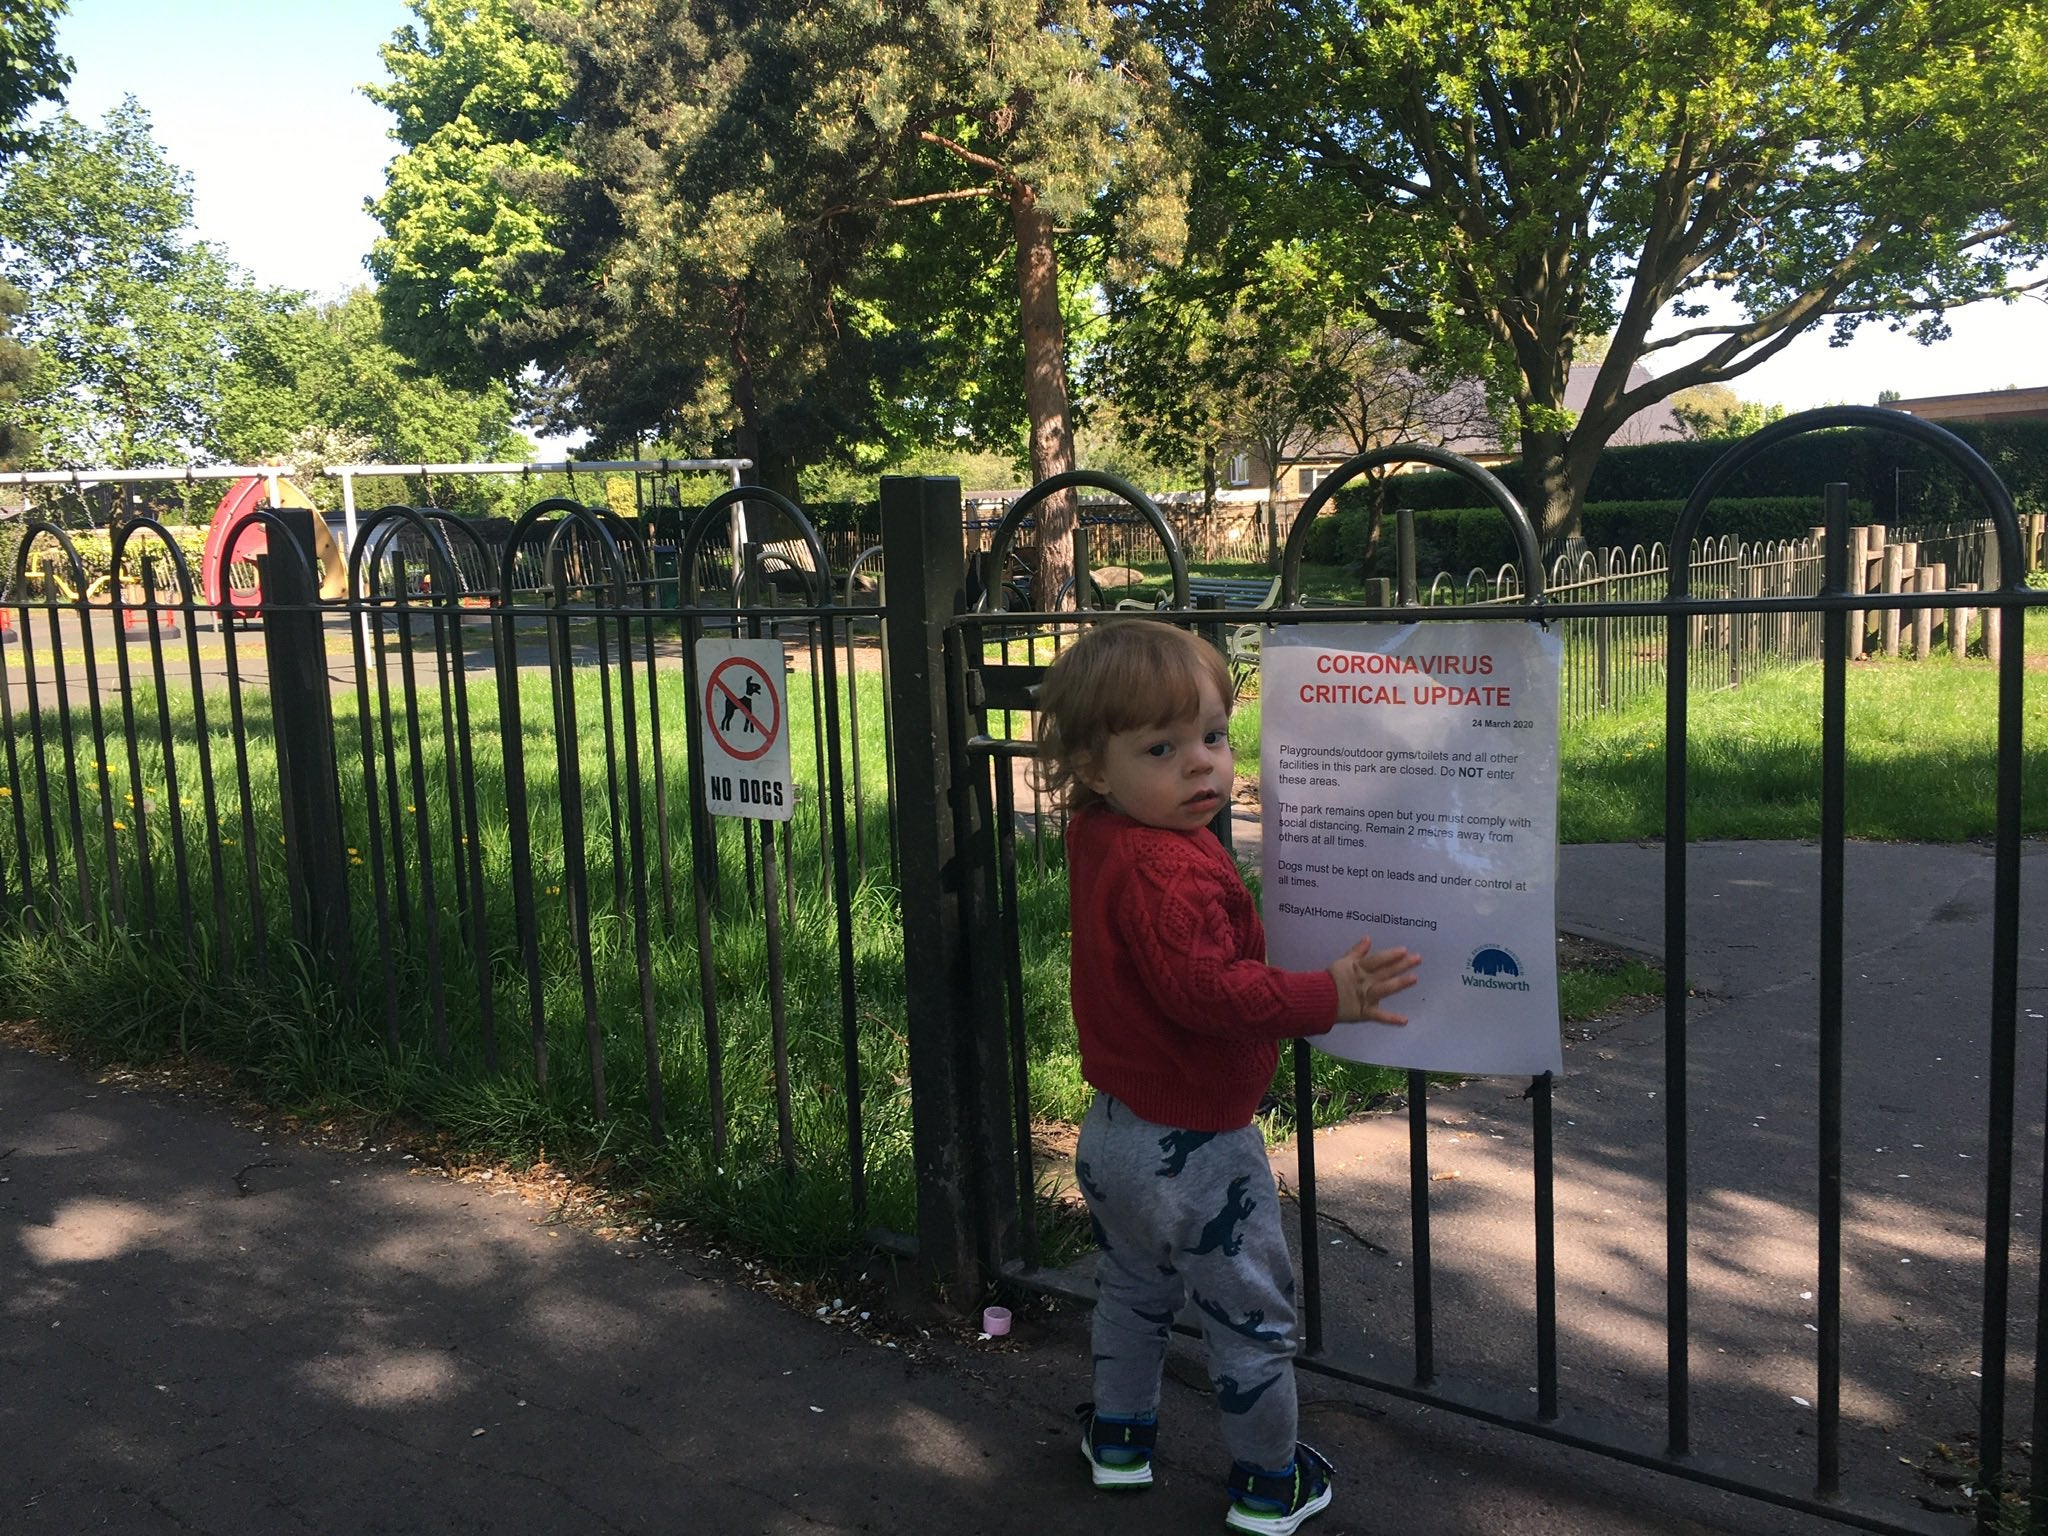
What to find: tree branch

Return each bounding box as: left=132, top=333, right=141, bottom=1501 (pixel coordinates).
left=919, top=129, right=1022, bottom=188
left=813, top=185, right=1005, bottom=223
left=1635, top=273, right=2048, bottom=360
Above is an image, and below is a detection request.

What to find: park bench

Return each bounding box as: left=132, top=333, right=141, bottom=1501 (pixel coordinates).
left=1130, top=573, right=1281, bottom=690
left=1184, top=574, right=1281, bottom=611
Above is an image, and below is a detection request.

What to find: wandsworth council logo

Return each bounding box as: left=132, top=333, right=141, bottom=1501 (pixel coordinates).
left=1462, top=944, right=1532, bottom=992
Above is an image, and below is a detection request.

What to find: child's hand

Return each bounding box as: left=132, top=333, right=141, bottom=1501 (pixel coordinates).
left=1328, top=935, right=1421, bottom=1025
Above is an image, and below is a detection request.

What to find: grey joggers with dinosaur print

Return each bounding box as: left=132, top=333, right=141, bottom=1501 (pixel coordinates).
left=1076, top=1092, right=1302, bottom=1471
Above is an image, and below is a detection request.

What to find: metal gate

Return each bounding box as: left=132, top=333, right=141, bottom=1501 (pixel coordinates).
left=896, top=411, right=2046, bottom=1534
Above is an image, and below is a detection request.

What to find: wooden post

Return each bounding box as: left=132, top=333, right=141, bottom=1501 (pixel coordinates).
left=882, top=475, right=1018, bottom=1297
left=261, top=508, right=352, bottom=971
left=1952, top=582, right=1977, bottom=660
left=1881, top=543, right=1903, bottom=658
left=1780, top=546, right=1796, bottom=661
left=1596, top=610, right=1612, bottom=708
left=1984, top=525, right=2004, bottom=666
left=1728, top=558, right=1746, bottom=688
left=1847, top=525, right=1868, bottom=660
left=1912, top=567, right=1934, bottom=659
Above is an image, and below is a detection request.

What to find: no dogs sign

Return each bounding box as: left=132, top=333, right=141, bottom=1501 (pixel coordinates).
left=697, top=638, right=794, bottom=821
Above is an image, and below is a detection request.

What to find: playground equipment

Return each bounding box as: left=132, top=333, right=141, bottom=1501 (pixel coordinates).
left=0, top=463, right=295, bottom=635
left=0, top=459, right=757, bottom=617
left=200, top=475, right=347, bottom=609
left=326, top=458, right=754, bottom=601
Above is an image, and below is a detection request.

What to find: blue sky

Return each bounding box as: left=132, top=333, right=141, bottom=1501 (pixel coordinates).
left=58, top=0, right=411, bottom=303
left=50, top=0, right=2048, bottom=413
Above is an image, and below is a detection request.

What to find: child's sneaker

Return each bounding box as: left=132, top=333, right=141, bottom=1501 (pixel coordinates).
left=1075, top=1401, right=1157, bottom=1488
left=1224, top=1442, right=1334, bottom=1534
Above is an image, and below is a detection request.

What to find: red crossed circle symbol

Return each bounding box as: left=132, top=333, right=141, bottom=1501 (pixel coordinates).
left=704, top=655, right=781, bottom=762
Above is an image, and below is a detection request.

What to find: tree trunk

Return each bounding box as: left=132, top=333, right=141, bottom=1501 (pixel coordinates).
left=1521, top=427, right=1578, bottom=544
left=1201, top=443, right=1216, bottom=521
left=1013, top=186, right=1076, bottom=609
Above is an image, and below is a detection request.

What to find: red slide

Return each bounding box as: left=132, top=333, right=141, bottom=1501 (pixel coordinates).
left=199, top=476, right=346, bottom=608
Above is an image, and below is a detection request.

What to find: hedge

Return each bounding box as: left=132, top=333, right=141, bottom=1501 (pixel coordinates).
left=7, top=525, right=212, bottom=595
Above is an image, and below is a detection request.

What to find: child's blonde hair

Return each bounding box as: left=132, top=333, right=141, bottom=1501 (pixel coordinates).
left=1034, top=619, right=1235, bottom=810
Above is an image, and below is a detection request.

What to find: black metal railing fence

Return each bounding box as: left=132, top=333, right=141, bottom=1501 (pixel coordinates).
left=906, top=415, right=2046, bottom=1536
left=0, top=492, right=903, bottom=1226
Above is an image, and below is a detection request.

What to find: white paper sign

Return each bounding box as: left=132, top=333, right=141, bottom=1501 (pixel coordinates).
left=1260, top=622, right=1564, bottom=1076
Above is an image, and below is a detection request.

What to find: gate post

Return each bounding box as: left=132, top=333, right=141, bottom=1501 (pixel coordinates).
left=880, top=475, right=1017, bottom=1298
left=261, top=506, right=352, bottom=971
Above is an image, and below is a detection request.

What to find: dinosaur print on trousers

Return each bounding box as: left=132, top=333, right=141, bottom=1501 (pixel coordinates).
left=1185, top=1174, right=1257, bottom=1257
left=1155, top=1128, right=1218, bottom=1176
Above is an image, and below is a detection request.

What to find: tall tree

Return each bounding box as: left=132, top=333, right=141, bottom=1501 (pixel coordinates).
left=1666, top=382, right=1785, bottom=442
left=0, top=279, right=34, bottom=465
left=761, top=0, right=1185, bottom=599
left=1148, top=0, right=2048, bottom=537
left=218, top=287, right=525, bottom=479
left=1090, top=276, right=1239, bottom=517
left=0, top=2, right=69, bottom=470
left=367, top=0, right=1185, bottom=600
left=364, top=0, right=578, bottom=386
left=368, top=0, right=912, bottom=485
left=0, top=101, right=293, bottom=467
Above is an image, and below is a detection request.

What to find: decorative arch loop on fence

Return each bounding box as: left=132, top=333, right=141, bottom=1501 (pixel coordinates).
left=974, top=468, right=1189, bottom=612
left=107, top=517, right=202, bottom=608
left=347, top=503, right=467, bottom=605
left=1276, top=442, right=1546, bottom=607
left=495, top=495, right=638, bottom=609
left=1672, top=404, right=2022, bottom=593
left=1655, top=402, right=2033, bottom=1519
left=678, top=484, right=837, bottom=610
left=103, top=518, right=216, bottom=948
left=12, top=520, right=94, bottom=603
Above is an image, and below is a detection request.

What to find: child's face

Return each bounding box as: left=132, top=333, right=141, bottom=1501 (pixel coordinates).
left=1081, top=673, right=1232, bottom=832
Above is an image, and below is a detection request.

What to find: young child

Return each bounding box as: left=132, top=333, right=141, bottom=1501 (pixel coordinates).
left=1035, top=618, right=1421, bottom=1536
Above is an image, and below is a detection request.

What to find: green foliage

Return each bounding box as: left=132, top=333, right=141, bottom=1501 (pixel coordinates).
left=364, top=0, right=579, bottom=386
left=0, top=278, right=34, bottom=463
left=1305, top=488, right=1873, bottom=576
left=1668, top=383, right=1787, bottom=442
left=12, top=523, right=210, bottom=590
left=1576, top=498, right=1872, bottom=552
left=1558, top=611, right=2048, bottom=842
left=1378, top=420, right=2048, bottom=532
left=366, top=0, right=1183, bottom=496
left=0, top=97, right=524, bottom=485
left=216, top=287, right=526, bottom=506
left=0, top=0, right=70, bottom=161
left=0, top=662, right=911, bottom=1266
left=1300, top=493, right=1384, bottom=569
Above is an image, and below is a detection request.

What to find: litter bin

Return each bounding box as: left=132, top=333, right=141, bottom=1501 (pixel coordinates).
left=653, top=543, right=681, bottom=609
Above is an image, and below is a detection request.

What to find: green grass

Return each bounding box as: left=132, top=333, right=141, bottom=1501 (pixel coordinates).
left=1559, top=950, right=1664, bottom=1021
left=0, top=658, right=913, bottom=1270
left=1559, top=613, right=2048, bottom=842
left=1184, top=560, right=2048, bottom=841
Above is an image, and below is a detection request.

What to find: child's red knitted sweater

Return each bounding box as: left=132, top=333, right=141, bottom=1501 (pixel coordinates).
left=1067, top=805, right=1338, bottom=1132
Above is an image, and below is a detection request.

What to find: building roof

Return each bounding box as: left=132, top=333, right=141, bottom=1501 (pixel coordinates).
left=1880, top=386, right=2048, bottom=424
left=1290, top=361, right=1686, bottom=466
